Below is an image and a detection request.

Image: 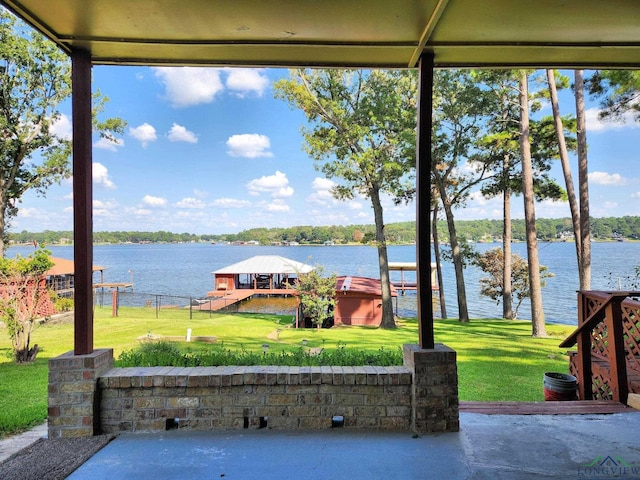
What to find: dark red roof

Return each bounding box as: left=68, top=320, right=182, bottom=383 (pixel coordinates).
left=336, top=276, right=397, bottom=297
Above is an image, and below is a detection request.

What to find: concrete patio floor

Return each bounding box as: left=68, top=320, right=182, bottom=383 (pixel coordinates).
left=64, top=411, right=640, bottom=480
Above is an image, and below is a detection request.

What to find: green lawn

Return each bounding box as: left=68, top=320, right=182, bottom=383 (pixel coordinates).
left=0, top=306, right=576, bottom=437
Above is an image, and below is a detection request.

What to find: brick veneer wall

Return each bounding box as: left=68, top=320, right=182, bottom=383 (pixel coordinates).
left=98, top=365, right=413, bottom=432
left=48, top=349, right=114, bottom=438
left=48, top=343, right=459, bottom=436
left=403, top=343, right=459, bottom=432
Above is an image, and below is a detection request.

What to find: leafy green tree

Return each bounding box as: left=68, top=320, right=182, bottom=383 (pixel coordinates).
left=475, top=70, right=567, bottom=320
left=432, top=69, right=495, bottom=323
left=274, top=69, right=418, bottom=328
left=546, top=69, right=592, bottom=290
left=474, top=70, right=522, bottom=319
left=519, top=70, right=547, bottom=337
left=587, top=70, right=640, bottom=123
left=573, top=70, right=592, bottom=289
left=0, top=10, right=126, bottom=255
left=431, top=197, right=447, bottom=319
left=473, top=247, right=553, bottom=320
left=295, top=265, right=337, bottom=329
left=0, top=247, right=53, bottom=362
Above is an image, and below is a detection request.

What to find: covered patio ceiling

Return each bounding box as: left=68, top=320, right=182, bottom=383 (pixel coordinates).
left=2, top=0, right=640, bottom=69
left=1, top=0, right=638, bottom=355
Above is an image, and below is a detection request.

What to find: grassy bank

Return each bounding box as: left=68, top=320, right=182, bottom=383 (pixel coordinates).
left=0, top=306, right=575, bottom=437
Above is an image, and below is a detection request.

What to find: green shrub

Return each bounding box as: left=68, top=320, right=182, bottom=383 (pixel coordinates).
left=117, top=340, right=184, bottom=366
left=116, top=340, right=403, bottom=367
left=53, top=296, right=74, bottom=312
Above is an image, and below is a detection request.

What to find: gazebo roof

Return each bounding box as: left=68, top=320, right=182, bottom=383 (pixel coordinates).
left=213, top=255, right=314, bottom=275
left=2, top=0, right=639, bottom=68
left=46, top=257, right=105, bottom=276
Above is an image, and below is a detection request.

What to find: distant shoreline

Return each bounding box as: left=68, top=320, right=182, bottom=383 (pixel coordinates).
left=8, top=238, right=638, bottom=248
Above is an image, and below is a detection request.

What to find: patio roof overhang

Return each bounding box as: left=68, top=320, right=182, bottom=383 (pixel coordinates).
left=2, top=0, right=640, bottom=69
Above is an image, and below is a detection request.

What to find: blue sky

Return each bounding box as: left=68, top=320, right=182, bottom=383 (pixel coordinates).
left=12, top=67, right=640, bottom=235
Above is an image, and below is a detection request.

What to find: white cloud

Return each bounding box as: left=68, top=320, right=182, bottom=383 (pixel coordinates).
left=273, top=186, right=294, bottom=198
left=588, top=171, right=627, bottom=186
left=94, top=136, right=125, bottom=152
left=50, top=114, right=72, bottom=140
left=533, top=198, right=571, bottom=219
left=16, top=207, right=39, bottom=218
left=632, top=192, right=640, bottom=199
left=211, top=198, right=252, bottom=208
left=450, top=191, right=504, bottom=221
left=193, top=189, right=209, bottom=199
left=131, top=208, right=152, bottom=216
left=585, top=107, right=639, bottom=133
left=225, top=68, right=270, bottom=97
left=93, top=199, right=118, bottom=216
left=175, top=197, right=206, bottom=209
left=154, top=67, right=224, bottom=108
left=247, top=171, right=293, bottom=198
left=468, top=190, right=492, bottom=206
left=142, top=195, right=168, bottom=207
left=266, top=199, right=290, bottom=212
left=585, top=199, right=619, bottom=218
left=129, top=123, right=157, bottom=147
left=346, top=200, right=364, bottom=210
left=226, top=133, right=273, bottom=158
left=167, top=123, right=198, bottom=143
left=312, top=177, right=335, bottom=191
left=307, top=177, right=336, bottom=205
left=93, top=162, right=115, bottom=189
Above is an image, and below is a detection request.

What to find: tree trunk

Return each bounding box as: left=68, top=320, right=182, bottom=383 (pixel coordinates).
left=16, top=344, right=40, bottom=363
left=0, top=199, right=6, bottom=258
left=575, top=69, right=592, bottom=290
left=438, top=188, right=469, bottom=322
left=547, top=69, right=583, bottom=277
left=519, top=71, right=547, bottom=337
left=371, top=188, right=396, bottom=329
left=432, top=201, right=447, bottom=319
left=502, top=164, right=514, bottom=319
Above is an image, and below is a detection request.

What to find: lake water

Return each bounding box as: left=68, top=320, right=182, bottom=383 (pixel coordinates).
left=7, top=241, right=640, bottom=325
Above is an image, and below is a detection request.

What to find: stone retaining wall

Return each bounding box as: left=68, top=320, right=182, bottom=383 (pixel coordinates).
left=48, top=343, right=459, bottom=437
left=98, top=366, right=413, bottom=432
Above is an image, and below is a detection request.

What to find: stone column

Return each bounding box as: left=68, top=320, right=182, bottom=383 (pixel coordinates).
left=48, top=349, right=114, bottom=438
left=403, top=343, right=459, bottom=433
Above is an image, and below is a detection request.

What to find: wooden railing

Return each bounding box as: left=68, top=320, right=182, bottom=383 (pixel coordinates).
left=560, top=291, right=640, bottom=404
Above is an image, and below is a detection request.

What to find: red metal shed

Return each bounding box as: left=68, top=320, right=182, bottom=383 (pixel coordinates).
left=334, top=276, right=397, bottom=327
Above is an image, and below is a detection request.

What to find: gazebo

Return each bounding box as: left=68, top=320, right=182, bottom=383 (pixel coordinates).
left=211, top=255, right=313, bottom=293
left=45, top=257, right=106, bottom=298
left=2, top=0, right=638, bottom=437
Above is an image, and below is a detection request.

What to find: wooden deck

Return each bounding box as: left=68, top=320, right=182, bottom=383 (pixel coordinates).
left=460, top=400, right=633, bottom=415
left=195, top=288, right=296, bottom=312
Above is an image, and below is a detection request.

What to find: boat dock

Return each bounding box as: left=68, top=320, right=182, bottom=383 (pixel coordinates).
left=193, top=291, right=255, bottom=311
left=194, top=288, right=296, bottom=312
left=389, top=261, right=438, bottom=294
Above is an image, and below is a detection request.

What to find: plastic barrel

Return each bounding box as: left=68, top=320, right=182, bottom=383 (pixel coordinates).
left=543, top=372, right=577, bottom=401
